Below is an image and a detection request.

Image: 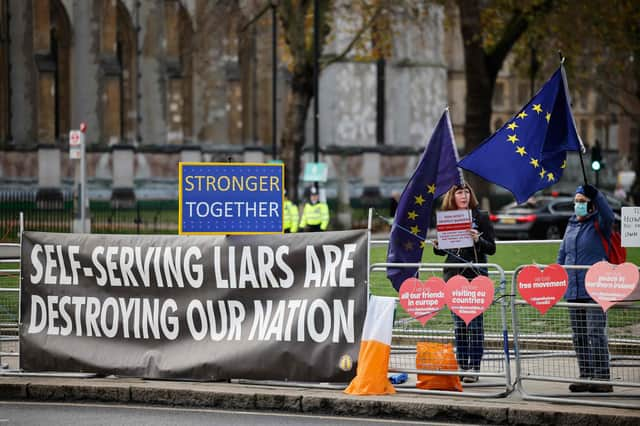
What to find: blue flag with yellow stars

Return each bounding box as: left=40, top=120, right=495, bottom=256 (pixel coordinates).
left=458, top=66, right=583, bottom=204
left=386, top=109, right=462, bottom=291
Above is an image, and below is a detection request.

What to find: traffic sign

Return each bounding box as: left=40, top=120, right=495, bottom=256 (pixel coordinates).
left=69, top=130, right=84, bottom=147
left=69, top=146, right=82, bottom=159
left=303, top=162, right=328, bottom=182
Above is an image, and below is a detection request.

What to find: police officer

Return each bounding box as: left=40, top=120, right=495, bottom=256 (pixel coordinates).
left=283, top=190, right=299, bottom=233
left=299, top=186, right=329, bottom=232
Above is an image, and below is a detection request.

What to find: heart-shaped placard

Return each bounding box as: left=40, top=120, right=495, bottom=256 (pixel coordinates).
left=585, top=261, right=640, bottom=312
left=398, top=277, right=447, bottom=325
left=445, top=275, right=494, bottom=325
left=517, top=264, right=568, bottom=315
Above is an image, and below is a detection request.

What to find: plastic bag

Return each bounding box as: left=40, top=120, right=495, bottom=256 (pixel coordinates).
left=415, top=341, right=463, bottom=392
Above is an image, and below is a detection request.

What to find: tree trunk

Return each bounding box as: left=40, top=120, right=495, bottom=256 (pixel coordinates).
left=457, top=1, right=495, bottom=205
left=280, top=72, right=313, bottom=204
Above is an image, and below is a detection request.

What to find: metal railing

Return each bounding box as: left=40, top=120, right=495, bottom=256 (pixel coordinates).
left=511, top=263, right=640, bottom=409
left=2, top=236, right=639, bottom=409
left=369, top=261, right=512, bottom=398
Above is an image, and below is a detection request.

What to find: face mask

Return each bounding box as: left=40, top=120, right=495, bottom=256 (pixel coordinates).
left=574, top=201, right=588, bottom=217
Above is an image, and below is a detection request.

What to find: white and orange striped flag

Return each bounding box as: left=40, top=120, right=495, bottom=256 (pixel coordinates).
left=344, top=295, right=396, bottom=395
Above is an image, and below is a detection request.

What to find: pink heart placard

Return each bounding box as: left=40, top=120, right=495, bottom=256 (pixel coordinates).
left=585, top=261, right=640, bottom=312
left=445, top=275, right=494, bottom=325
left=398, top=277, right=447, bottom=325
left=517, top=264, right=568, bottom=315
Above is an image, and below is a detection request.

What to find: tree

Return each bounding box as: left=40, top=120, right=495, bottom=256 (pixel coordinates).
left=278, top=0, right=403, bottom=202
left=455, top=0, right=554, bottom=200
left=244, top=1, right=425, bottom=202
left=456, top=0, right=640, bottom=197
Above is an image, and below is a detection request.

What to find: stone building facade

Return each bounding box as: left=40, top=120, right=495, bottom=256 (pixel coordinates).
left=0, top=0, right=449, bottom=203
left=0, top=0, right=636, bottom=206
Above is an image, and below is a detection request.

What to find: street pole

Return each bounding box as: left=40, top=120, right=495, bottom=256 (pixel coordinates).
left=80, top=122, right=87, bottom=233
left=313, top=0, right=320, bottom=192
left=272, top=3, right=277, bottom=160
left=313, top=0, right=319, bottom=164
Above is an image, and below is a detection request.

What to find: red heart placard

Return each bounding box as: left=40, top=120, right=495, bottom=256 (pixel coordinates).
left=517, top=264, right=568, bottom=315
left=445, top=275, right=494, bottom=325
left=585, top=261, right=640, bottom=312
left=398, top=277, right=447, bottom=325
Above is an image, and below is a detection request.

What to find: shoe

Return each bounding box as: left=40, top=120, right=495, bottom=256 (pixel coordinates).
left=589, top=383, right=613, bottom=393
left=462, top=375, right=478, bottom=383
left=569, top=382, right=591, bottom=392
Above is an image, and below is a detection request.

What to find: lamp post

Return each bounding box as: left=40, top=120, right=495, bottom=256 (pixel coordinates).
left=271, top=2, right=277, bottom=160
left=313, top=0, right=320, bottom=193
left=313, top=0, right=319, bottom=165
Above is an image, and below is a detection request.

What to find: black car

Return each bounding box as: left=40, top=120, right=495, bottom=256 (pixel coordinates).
left=490, top=193, right=628, bottom=240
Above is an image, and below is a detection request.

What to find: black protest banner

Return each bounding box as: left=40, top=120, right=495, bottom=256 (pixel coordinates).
left=20, top=230, right=367, bottom=382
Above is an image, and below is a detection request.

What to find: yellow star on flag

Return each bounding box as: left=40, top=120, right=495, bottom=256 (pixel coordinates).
left=427, top=183, right=436, bottom=194
left=407, top=210, right=418, bottom=220
left=516, top=146, right=527, bottom=156
left=561, top=159, right=567, bottom=169
left=547, top=172, right=555, bottom=182
left=410, top=225, right=420, bottom=235
left=517, top=111, right=528, bottom=119
left=507, top=134, right=519, bottom=144
left=403, top=241, right=414, bottom=251
left=529, top=158, right=539, bottom=168
left=539, top=168, right=546, bottom=178
left=545, top=112, right=551, bottom=122
left=532, top=104, right=543, bottom=114
left=507, top=122, right=518, bottom=131
left=420, top=241, right=427, bottom=249
left=414, top=194, right=425, bottom=205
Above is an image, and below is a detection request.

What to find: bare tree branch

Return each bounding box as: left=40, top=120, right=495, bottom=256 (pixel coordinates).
left=320, top=5, right=385, bottom=67
left=240, top=1, right=272, bottom=33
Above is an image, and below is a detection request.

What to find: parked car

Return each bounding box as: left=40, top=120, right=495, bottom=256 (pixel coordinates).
left=490, top=193, right=628, bottom=240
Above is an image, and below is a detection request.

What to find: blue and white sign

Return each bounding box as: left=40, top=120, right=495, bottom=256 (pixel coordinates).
left=179, top=163, right=284, bottom=235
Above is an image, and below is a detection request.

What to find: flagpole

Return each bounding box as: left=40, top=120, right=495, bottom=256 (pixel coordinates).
left=558, top=51, right=588, bottom=185
left=577, top=144, right=589, bottom=185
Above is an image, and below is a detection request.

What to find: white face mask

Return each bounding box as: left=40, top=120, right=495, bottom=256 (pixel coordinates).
left=574, top=201, right=588, bottom=217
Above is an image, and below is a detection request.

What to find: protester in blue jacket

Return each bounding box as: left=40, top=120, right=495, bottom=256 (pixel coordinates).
left=557, top=184, right=614, bottom=393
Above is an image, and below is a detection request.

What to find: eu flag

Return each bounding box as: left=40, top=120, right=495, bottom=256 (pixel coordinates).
left=386, top=110, right=462, bottom=291
left=458, top=66, right=583, bottom=204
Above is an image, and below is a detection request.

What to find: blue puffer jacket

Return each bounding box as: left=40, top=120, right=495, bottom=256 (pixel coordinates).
left=557, top=190, right=614, bottom=301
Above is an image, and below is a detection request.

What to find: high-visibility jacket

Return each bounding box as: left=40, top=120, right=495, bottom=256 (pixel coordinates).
left=283, top=200, right=299, bottom=233
left=299, top=201, right=330, bottom=231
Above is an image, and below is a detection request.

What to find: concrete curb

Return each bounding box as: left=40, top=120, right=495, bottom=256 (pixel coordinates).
left=1, top=377, right=639, bottom=425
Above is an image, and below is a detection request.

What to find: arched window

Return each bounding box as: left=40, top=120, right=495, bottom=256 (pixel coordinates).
left=493, top=117, right=503, bottom=132
left=50, top=0, right=71, bottom=143
left=32, top=0, right=70, bottom=145
left=164, top=0, right=194, bottom=145
left=116, top=1, right=137, bottom=143
left=179, top=4, right=194, bottom=143
left=0, top=1, right=9, bottom=145
left=100, top=0, right=136, bottom=145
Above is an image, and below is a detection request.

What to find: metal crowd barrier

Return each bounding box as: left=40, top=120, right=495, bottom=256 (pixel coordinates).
left=3, top=233, right=640, bottom=409
left=370, top=261, right=513, bottom=398
left=511, top=263, right=640, bottom=409
left=0, top=243, right=20, bottom=370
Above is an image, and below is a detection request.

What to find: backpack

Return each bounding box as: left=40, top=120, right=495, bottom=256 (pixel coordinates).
left=594, top=220, right=627, bottom=264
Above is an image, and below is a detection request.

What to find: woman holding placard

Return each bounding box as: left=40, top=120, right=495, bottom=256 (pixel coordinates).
left=558, top=184, right=615, bottom=393
left=433, top=183, right=496, bottom=383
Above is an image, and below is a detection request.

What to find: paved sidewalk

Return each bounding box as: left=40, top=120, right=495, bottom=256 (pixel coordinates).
left=1, top=374, right=639, bottom=425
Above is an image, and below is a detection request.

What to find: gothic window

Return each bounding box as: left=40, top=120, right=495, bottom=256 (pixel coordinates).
left=116, top=1, right=136, bottom=143
left=0, top=1, right=9, bottom=145
left=493, top=81, right=505, bottom=108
